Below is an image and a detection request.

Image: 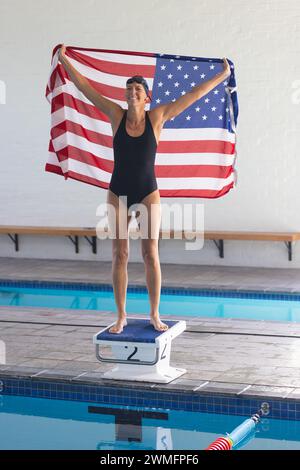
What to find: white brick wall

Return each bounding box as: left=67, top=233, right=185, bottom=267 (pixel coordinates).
left=0, top=0, right=300, bottom=267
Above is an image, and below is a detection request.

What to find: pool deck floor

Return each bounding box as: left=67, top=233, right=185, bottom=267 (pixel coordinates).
left=1, top=257, right=300, bottom=402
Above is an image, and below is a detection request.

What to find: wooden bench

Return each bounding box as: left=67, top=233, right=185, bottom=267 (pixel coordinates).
left=0, top=226, right=299, bottom=261
left=0, top=225, right=98, bottom=254
left=162, top=230, right=300, bottom=261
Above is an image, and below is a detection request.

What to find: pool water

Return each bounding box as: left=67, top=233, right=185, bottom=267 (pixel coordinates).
left=1, top=285, right=300, bottom=322
left=0, top=395, right=299, bottom=450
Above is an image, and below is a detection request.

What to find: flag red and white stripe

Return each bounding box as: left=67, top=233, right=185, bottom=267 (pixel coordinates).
left=45, top=45, right=238, bottom=198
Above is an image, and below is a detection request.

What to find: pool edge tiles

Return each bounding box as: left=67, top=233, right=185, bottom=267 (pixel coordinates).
left=1, top=278, right=300, bottom=301
left=1, top=372, right=300, bottom=421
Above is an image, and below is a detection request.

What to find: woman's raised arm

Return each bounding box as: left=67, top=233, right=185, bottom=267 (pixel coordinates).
left=58, top=44, right=121, bottom=120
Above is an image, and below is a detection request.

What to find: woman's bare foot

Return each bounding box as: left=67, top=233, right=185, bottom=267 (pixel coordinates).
left=109, top=316, right=127, bottom=334
left=150, top=316, right=168, bottom=332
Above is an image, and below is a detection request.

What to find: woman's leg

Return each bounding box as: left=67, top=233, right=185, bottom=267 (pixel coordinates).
left=139, top=190, right=168, bottom=331
left=107, top=190, right=131, bottom=334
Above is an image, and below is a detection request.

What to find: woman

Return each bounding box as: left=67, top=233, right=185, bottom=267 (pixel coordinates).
left=58, top=45, right=231, bottom=333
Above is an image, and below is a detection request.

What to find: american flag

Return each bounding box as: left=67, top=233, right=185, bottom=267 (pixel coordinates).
left=45, top=45, right=238, bottom=198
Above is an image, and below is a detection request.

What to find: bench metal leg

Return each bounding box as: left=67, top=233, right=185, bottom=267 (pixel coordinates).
left=284, top=241, right=292, bottom=261
left=67, top=235, right=79, bottom=253
left=7, top=233, right=19, bottom=251
left=84, top=235, right=97, bottom=254
left=213, top=239, right=224, bottom=258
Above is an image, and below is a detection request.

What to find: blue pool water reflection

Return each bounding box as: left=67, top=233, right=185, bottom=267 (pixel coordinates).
left=0, top=395, right=300, bottom=450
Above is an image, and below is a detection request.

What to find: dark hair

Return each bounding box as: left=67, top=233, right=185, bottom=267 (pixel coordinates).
left=126, top=75, right=151, bottom=100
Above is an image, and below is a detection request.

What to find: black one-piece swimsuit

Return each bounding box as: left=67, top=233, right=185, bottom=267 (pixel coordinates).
left=109, top=110, right=158, bottom=209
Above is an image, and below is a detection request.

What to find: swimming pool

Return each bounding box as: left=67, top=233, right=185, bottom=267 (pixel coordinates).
left=1, top=280, right=300, bottom=322
left=0, top=394, right=299, bottom=450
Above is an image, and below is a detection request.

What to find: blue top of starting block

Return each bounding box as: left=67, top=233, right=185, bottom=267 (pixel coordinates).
left=97, top=319, right=179, bottom=343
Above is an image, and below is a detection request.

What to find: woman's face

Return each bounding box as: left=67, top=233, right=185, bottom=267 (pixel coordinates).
left=125, top=82, right=148, bottom=105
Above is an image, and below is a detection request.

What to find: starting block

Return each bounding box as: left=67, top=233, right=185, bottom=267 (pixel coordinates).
left=93, top=318, right=186, bottom=383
